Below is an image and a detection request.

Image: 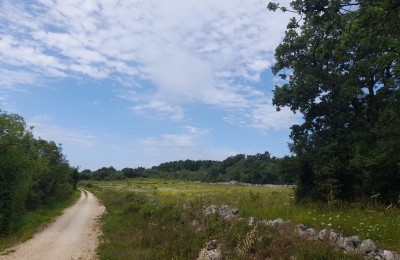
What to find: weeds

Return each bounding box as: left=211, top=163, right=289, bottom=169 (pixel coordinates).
left=236, top=225, right=258, bottom=258
left=82, top=179, right=400, bottom=259
left=0, top=190, right=81, bottom=251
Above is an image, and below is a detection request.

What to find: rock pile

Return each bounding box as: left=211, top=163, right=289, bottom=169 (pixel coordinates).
left=197, top=240, right=222, bottom=260
left=202, top=204, right=239, bottom=222
left=217, top=181, right=295, bottom=189
left=294, top=224, right=399, bottom=260
left=200, top=204, right=400, bottom=260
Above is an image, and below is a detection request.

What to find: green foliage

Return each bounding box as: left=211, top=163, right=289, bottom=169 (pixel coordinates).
left=269, top=0, right=400, bottom=203
left=82, top=152, right=297, bottom=185
left=0, top=110, right=76, bottom=236
left=0, top=190, right=80, bottom=250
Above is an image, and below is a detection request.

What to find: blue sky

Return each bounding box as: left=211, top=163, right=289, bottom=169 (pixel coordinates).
left=0, top=0, right=300, bottom=170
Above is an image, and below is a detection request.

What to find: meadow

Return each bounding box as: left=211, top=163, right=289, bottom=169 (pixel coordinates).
left=83, top=179, right=400, bottom=259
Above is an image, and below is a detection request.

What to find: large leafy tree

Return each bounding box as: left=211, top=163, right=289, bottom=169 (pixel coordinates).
left=0, top=112, right=33, bottom=234
left=269, top=0, right=400, bottom=203
left=0, top=111, right=76, bottom=235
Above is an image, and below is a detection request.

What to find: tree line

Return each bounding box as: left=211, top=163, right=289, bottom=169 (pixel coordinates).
left=79, top=152, right=298, bottom=185
left=0, top=111, right=78, bottom=236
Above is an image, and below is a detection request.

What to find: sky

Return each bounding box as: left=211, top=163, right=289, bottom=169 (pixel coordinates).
left=0, top=0, right=301, bottom=170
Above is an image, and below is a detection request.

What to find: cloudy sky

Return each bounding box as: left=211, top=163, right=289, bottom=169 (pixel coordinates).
left=0, top=0, right=300, bottom=170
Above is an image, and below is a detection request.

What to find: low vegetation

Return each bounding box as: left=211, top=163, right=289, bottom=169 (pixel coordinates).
left=0, top=190, right=80, bottom=251
left=83, top=179, right=400, bottom=259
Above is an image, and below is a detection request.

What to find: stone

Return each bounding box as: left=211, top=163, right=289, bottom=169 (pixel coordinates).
left=198, top=240, right=222, bottom=260
left=223, top=213, right=235, bottom=222
left=210, top=205, right=218, bottom=214
left=231, top=208, right=239, bottom=215
left=305, top=228, right=316, bottom=237
left=271, top=218, right=284, bottom=227
left=328, top=231, right=338, bottom=242
left=383, top=250, right=395, bottom=260
left=348, top=235, right=361, bottom=247
left=248, top=217, right=255, bottom=226
left=297, top=224, right=307, bottom=231
left=359, top=239, right=377, bottom=254
left=207, top=240, right=219, bottom=250
left=336, top=236, right=360, bottom=252
left=205, top=211, right=213, bottom=216
left=197, top=248, right=222, bottom=260
left=220, top=205, right=229, bottom=214
left=336, top=236, right=344, bottom=248
left=338, top=237, right=356, bottom=251
left=317, top=229, right=330, bottom=240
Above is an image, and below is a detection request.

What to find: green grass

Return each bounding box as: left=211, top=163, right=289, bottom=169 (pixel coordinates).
left=0, top=190, right=81, bottom=251
left=83, top=179, right=400, bottom=259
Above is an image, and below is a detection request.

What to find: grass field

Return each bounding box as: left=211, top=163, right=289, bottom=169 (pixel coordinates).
left=83, top=179, right=400, bottom=259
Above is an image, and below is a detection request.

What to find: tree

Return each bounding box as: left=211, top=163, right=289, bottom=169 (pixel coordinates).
left=26, top=140, right=74, bottom=208
left=275, top=156, right=298, bottom=184
left=0, top=112, right=33, bottom=234
left=0, top=111, right=76, bottom=235
left=269, top=0, right=400, bottom=203
left=121, top=167, right=145, bottom=178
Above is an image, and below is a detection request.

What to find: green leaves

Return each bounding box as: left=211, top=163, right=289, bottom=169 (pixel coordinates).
left=270, top=0, right=400, bottom=203
left=0, top=111, right=75, bottom=235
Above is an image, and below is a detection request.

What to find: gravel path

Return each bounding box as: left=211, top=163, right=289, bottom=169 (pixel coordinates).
left=0, top=190, right=105, bottom=260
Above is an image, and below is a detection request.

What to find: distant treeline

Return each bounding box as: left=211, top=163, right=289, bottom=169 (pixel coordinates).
left=79, top=152, right=298, bottom=185
left=0, top=111, right=78, bottom=236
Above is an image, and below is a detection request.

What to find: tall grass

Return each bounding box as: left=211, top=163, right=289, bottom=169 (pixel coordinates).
left=84, top=179, right=400, bottom=259
left=87, top=179, right=400, bottom=251
left=0, top=190, right=81, bottom=251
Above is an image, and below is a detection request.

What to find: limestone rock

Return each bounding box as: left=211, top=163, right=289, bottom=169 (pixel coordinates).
left=348, top=235, right=361, bottom=247
left=328, top=231, right=338, bottom=242
left=223, top=213, right=236, bottom=222
left=271, top=218, right=284, bottom=227
left=338, top=237, right=354, bottom=251
left=383, top=250, right=395, bottom=260
left=359, top=239, right=377, bottom=254
left=207, top=240, right=218, bottom=250
left=297, top=224, right=307, bottom=231
left=231, top=208, right=239, bottom=215
left=317, top=229, right=329, bottom=240
left=305, top=228, right=316, bottom=237
left=198, top=240, right=222, bottom=260
left=248, top=217, right=255, bottom=226
left=197, top=248, right=222, bottom=260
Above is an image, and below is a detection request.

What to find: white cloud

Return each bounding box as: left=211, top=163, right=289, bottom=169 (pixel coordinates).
left=0, top=68, right=39, bottom=88
left=135, top=126, right=236, bottom=161
left=250, top=103, right=299, bottom=130
left=224, top=98, right=301, bottom=131
left=130, top=100, right=185, bottom=121
left=28, top=115, right=97, bottom=147
left=0, top=0, right=297, bottom=130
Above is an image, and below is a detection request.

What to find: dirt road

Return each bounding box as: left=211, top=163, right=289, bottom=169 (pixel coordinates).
left=0, top=190, right=105, bottom=260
